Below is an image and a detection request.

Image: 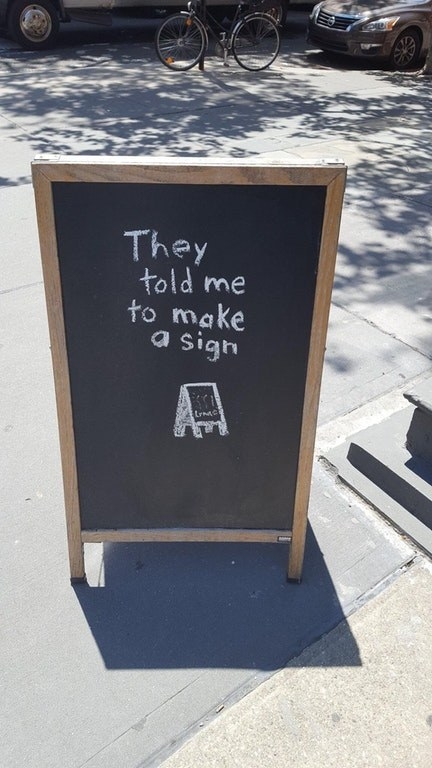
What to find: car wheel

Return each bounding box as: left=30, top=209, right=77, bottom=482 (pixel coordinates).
left=8, top=0, right=60, bottom=50
left=389, top=28, right=421, bottom=70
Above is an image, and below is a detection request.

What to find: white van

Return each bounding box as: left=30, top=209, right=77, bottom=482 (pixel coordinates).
left=1, top=0, right=289, bottom=50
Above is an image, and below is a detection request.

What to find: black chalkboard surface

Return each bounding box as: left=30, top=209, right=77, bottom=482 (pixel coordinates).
left=33, top=159, right=346, bottom=582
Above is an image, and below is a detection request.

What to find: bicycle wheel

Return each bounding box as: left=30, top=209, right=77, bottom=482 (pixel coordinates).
left=155, top=14, right=206, bottom=71
left=232, top=13, right=280, bottom=71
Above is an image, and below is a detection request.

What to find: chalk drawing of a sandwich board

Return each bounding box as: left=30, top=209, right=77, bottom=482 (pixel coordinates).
left=174, top=383, right=228, bottom=439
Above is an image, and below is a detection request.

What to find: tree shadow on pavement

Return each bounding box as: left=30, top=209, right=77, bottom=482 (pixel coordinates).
left=1, top=19, right=431, bottom=384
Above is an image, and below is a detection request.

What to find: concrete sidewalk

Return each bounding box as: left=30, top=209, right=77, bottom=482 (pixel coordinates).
left=162, top=559, right=432, bottom=768
left=1, top=16, right=432, bottom=768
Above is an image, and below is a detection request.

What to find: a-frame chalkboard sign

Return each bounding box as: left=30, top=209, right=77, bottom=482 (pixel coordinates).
left=32, top=157, right=346, bottom=583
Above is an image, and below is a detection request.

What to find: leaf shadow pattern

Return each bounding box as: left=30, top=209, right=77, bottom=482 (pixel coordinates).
left=1, top=17, right=431, bottom=371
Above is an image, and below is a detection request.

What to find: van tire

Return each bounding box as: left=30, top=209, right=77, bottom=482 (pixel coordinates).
left=8, top=0, right=59, bottom=49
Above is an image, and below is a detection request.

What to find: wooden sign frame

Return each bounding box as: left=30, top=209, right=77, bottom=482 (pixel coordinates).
left=32, top=156, right=346, bottom=584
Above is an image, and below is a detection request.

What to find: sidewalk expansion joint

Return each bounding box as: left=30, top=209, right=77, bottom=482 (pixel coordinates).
left=76, top=671, right=207, bottom=768
left=0, top=281, right=43, bottom=295
left=343, top=553, right=422, bottom=617
left=332, top=300, right=432, bottom=361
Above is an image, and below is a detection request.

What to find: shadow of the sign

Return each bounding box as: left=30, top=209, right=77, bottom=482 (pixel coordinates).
left=73, top=524, right=360, bottom=670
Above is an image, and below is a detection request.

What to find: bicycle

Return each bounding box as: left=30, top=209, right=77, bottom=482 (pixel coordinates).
left=155, top=0, right=281, bottom=72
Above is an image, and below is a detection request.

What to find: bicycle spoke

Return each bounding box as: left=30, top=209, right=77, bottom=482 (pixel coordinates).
left=155, top=14, right=206, bottom=71
left=232, top=15, right=280, bottom=71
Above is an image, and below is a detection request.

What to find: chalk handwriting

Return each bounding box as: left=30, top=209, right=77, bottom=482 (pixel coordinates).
left=180, top=333, right=237, bottom=363
left=204, top=276, right=245, bottom=294
left=172, top=304, right=244, bottom=332
left=124, top=230, right=207, bottom=266
left=124, top=226, right=246, bottom=363
left=139, top=266, right=193, bottom=295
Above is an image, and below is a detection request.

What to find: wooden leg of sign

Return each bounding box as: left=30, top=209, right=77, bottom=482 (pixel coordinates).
left=68, top=539, right=86, bottom=584
left=287, top=574, right=302, bottom=585
left=287, top=539, right=304, bottom=584
left=70, top=560, right=86, bottom=583
left=64, top=493, right=86, bottom=582
left=287, top=505, right=308, bottom=584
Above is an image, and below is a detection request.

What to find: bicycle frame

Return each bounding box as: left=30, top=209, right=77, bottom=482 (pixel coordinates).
left=183, top=0, right=276, bottom=67
left=155, top=0, right=281, bottom=71
left=188, top=1, right=242, bottom=46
